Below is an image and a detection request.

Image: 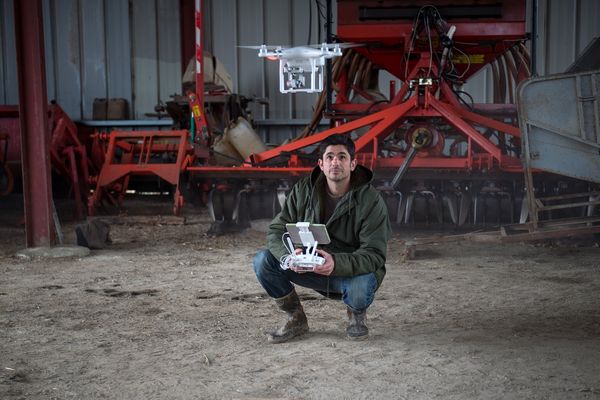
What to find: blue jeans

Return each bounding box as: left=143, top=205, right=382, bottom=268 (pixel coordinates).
left=252, top=249, right=378, bottom=312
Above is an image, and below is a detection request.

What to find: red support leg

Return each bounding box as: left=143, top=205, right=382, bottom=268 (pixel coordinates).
left=14, top=0, right=54, bottom=247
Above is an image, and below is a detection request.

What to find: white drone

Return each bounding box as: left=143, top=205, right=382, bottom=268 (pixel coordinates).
left=242, top=43, right=351, bottom=93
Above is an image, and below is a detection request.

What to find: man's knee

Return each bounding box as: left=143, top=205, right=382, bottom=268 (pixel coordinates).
left=253, top=249, right=277, bottom=277
left=343, top=273, right=378, bottom=311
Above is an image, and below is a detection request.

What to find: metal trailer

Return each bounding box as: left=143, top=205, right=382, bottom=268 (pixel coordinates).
left=516, top=67, right=600, bottom=237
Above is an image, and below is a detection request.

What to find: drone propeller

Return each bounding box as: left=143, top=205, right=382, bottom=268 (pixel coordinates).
left=238, top=45, right=283, bottom=50
left=307, top=42, right=363, bottom=49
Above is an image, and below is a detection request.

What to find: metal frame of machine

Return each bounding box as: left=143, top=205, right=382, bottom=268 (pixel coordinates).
left=6, top=0, right=592, bottom=233
left=0, top=104, right=89, bottom=219
left=183, top=0, right=534, bottom=228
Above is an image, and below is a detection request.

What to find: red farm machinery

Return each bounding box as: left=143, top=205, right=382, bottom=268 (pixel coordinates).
left=84, top=0, right=600, bottom=232
left=3, top=0, right=598, bottom=237
left=0, top=103, right=90, bottom=219
left=186, top=0, right=540, bottom=231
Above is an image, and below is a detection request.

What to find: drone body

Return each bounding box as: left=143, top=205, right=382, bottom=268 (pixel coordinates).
left=245, top=43, right=345, bottom=93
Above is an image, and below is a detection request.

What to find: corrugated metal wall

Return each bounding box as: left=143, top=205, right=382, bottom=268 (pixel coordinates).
left=0, top=0, right=179, bottom=120
left=0, top=0, right=18, bottom=104
left=1, top=0, right=599, bottom=139
left=539, top=0, right=600, bottom=75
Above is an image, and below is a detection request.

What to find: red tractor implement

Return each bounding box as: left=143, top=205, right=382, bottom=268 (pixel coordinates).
left=185, top=0, right=541, bottom=231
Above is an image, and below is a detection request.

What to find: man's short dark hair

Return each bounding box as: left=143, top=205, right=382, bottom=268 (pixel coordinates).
left=318, top=134, right=356, bottom=159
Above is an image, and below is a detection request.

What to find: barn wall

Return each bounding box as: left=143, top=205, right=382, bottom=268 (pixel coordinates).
left=0, top=0, right=599, bottom=141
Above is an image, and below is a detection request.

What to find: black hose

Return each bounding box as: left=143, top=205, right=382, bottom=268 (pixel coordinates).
left=452, top=89, right=474, bottom=111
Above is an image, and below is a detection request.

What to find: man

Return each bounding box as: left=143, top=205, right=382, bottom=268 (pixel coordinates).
left=253, top=133, right=391, bottom=343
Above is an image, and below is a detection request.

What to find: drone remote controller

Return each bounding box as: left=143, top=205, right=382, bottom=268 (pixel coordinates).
left=288, top=253, right=326, bottom=272
left=281, top=222, right=331, bottom=272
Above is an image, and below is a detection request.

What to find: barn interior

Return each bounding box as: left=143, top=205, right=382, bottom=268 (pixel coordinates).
left=1, top=0, right=599, bottom=399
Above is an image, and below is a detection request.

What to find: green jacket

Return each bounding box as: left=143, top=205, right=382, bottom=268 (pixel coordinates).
left=267, top=164, right=391, bottom=288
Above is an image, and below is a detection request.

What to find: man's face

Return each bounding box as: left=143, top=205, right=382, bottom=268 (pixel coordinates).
left=318, top=144, right=357, bottom=183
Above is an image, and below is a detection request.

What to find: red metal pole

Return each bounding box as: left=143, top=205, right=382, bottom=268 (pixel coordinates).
left=180, top=0, right=195, bottom=76
left=195, top=0, right=205, bottom=106
left=187, top=0, right=209, bottom=141
left=13, top=0, right=54, bottom=247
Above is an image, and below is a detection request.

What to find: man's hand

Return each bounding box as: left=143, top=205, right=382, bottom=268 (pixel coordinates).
left=289, top=248, right=308, bottom=274
left=313, top=249, right=334, bottom=276
left=289, top=248, right=334, bottom=275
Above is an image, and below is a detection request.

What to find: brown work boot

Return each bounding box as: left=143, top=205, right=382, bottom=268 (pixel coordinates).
left=346, top=306, right=368, bottom=340
left=267, top=290, right=309, bottom=344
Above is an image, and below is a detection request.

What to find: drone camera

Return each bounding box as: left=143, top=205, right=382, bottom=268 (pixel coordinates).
left=287, top=76, right=306, bottom=89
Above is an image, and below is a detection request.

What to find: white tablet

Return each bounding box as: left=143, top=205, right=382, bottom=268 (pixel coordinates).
left=285, top=222, right=331, bottom=246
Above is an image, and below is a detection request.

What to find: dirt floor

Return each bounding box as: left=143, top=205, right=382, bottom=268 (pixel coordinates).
left=1, top=196, right=600, bottom=399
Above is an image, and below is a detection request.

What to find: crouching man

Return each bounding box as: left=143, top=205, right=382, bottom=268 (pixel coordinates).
left=252, top=133, right=391, bottom=342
